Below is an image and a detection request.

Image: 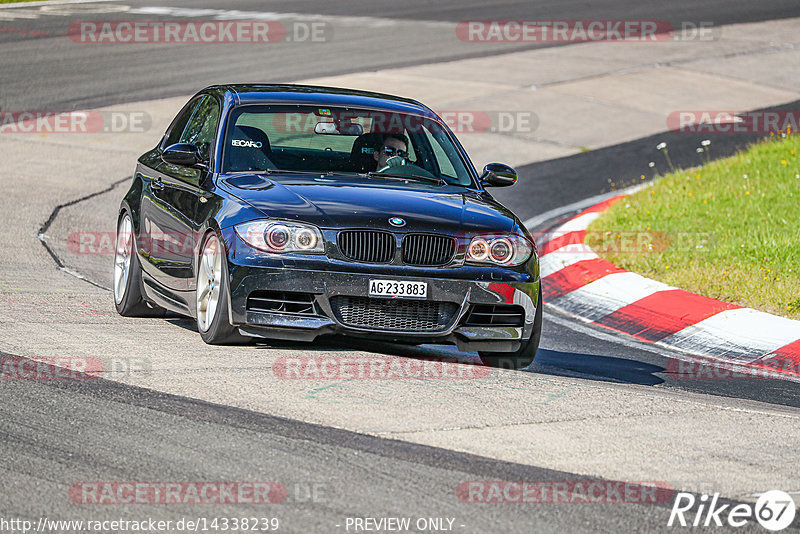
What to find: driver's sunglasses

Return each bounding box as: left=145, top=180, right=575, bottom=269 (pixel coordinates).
left=382, top=146, right=408, bottom=158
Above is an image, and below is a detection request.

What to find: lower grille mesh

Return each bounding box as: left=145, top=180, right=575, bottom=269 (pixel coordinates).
left=330, top=296, right=457, bottom=332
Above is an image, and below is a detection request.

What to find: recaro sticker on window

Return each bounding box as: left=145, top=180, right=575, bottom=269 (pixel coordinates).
left=232, top=139, right=262, bottom=148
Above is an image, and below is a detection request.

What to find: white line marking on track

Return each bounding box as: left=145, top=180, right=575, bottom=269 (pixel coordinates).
left=0, top=0, right=121, bottom=10
left=0, top=2, right=128, bottom=21
left=0, top=10, right=40, bottom=20
left=127, top=6, right=453, bottom=29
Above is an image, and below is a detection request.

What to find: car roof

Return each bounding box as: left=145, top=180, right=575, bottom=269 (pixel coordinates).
left=202, top=84, right=436, bottom=117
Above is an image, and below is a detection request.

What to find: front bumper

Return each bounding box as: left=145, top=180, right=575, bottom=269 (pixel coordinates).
left=225, top=238, right=539, bottom=352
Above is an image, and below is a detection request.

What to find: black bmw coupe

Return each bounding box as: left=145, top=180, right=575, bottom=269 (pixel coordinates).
left=114, top=84, right=542, bottom=368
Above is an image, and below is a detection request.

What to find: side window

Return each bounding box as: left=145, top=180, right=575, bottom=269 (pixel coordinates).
left=163, top=99, right=201, bottom=148
left=180, top=96, right=220, bottom=161
left=401, top=130, right=417, bottom=162
left=423, top=128, right=456, bottom=178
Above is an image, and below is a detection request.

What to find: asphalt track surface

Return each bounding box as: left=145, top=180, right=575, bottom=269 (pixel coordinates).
left=2, top=1, right=800, bottom=532
left=0, top=361, right=703, bottom=533
left=2, top=0, right=800, bottom=110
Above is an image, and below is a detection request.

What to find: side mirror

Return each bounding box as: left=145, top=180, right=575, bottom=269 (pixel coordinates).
left=162, top=143, right=203, bottom=167
left=480, top=163, right=517, bottom=187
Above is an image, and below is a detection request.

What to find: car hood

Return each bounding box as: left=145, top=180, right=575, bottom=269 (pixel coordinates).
left=218, top=174, right=518, bottom=234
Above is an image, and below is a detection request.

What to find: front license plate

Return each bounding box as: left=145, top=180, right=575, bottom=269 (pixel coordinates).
left=369, top=279, right=428, bottom=299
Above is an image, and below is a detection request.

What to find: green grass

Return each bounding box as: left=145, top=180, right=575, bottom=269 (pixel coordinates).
left=0, top=0, right=42, bottom=4
left=587, top=132, right=800, bottom=319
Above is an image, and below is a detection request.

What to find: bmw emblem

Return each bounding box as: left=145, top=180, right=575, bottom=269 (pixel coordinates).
left=388, top=217, right=406, bottom=227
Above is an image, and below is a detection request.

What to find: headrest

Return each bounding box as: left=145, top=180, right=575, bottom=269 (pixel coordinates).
left=349, top=132, right=385, bottom=173
left=225, top=125, right=273, bottom=172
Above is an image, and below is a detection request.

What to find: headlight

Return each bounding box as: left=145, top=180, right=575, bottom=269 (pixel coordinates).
left=235, top=220, right=324, bottom=254
left=466, top=235, right=532, bottom=266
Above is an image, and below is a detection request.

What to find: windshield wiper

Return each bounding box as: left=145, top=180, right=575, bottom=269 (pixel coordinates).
left=364, top=172, right=446, bottom=186
left=244, top=169, right=446, bottom=184
left=260, top=169, right=321, bottom=175
left=245, top=169, right=358, bottom=177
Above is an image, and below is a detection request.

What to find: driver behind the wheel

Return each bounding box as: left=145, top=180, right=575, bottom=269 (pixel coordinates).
left=373, top=133, right=409, bottom=171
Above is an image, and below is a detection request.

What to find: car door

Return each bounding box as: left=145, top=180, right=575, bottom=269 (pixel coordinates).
left=140, top=95, right=220, bottom=298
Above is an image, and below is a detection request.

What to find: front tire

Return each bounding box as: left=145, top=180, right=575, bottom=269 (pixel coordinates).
left=479, top=286, right=543, bottom=370
left=196, top=232, right=250, bottom=345
left=113, top=212, right=165, bottom=317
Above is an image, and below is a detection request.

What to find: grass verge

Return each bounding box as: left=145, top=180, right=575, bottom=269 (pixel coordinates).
left=587, top=132, right=800, bottom=319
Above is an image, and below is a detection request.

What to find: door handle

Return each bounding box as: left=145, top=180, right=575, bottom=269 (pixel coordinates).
left=152, top=178, right=164, bottom=191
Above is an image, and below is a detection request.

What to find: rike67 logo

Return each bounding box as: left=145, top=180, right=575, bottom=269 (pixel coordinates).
left=668, top=490, right=796, bottom=531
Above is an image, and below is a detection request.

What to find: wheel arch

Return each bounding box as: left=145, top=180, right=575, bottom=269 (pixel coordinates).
left=195, top=224, right=237, bottom=326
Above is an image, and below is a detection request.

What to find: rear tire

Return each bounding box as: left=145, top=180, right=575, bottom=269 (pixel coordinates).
left=479, top=286, right=543, bottom=370
left=113, top=212, right=165, bottom=317
left=196, top=232, right=251, bottom=345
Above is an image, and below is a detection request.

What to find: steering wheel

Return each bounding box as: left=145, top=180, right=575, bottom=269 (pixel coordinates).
left=376, top=159, right=436, bottom=178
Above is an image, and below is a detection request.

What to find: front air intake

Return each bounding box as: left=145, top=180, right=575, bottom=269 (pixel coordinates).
left=464, top=304, right=525, bottom=327
left=246, top=291, right=318, bottom=316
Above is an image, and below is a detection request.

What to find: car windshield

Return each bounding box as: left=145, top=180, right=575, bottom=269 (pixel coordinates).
left=221, top=104, right=475, bottom=186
